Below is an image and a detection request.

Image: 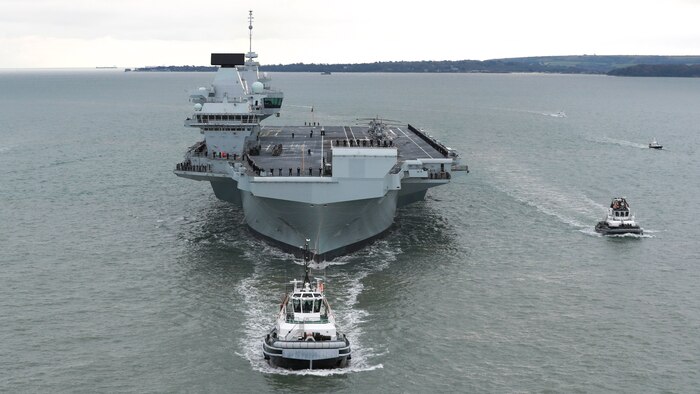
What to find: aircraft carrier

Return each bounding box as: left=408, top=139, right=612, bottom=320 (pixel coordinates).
left=174, top=12, right=468, bottom=260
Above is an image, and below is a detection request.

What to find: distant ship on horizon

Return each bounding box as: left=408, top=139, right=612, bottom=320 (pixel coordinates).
left=173, top=11, right=468, bottom=260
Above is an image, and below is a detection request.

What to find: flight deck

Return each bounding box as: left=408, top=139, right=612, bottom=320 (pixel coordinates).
left=246, top=124, right=451, bottom=177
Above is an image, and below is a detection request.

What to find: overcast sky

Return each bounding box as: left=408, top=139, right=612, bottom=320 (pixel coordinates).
left=1, top=0, right=699, bottom=68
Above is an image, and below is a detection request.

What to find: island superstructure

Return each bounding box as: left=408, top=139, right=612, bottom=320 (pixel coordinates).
left=174, top=11, right=468, bottom=260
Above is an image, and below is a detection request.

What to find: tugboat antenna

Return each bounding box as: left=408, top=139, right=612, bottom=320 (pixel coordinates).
left=302, top=238, right=311, bottom=284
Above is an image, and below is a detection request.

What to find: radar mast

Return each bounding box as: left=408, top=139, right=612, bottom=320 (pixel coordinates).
left=246, top=10, right=258, bottom=63
left=248, top=10, right=253, bottom=54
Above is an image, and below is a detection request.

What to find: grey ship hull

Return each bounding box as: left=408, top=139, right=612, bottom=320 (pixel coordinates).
left=210, top=178, right=242, bottom=206
left=208, top=178, right=430, bottom=209
left=175, top=173, right=428, bottom=259
left=192, top=178, right=435, bottom=259
left=241, top=190, right=399, bottom=259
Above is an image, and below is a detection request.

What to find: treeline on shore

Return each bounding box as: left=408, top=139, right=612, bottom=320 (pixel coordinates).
left=607, top=64, right=700, bottom=77
left=260, top=60, right=588, bottom=74
left=126, top=55, right=700, bottom=77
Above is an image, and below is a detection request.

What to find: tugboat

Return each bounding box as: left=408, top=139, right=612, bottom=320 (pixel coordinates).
left=649, top=138, right=663, bottom=149
left=595, top=197, right=643, bottom=235
left=262, top=240, right=351, bottom=369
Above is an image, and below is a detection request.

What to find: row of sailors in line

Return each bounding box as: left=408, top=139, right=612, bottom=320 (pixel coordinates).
left=188, top=150, right=239, bottom=160
left=249, top=166, right=451, bottom=179
left=428, top=171, right=451, bottom=180
left=176, top=160, right=451, bottom=179
left=202, top=137, right=394, bottom=162
left=334, top=138, right=393, bottom=148
left=205, top=140, right=394, bottom=165
left=254, top=167, right=328, bottom=177
left=176, top=162, right=211, bottom=172
left=201, top=151, right=240, bottom=160
left=290, top=129, right=325, bottom=138
left=176, top=158, right=326, bottom=177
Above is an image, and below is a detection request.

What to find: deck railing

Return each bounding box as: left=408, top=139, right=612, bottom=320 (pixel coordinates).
left=407, top=124, right=449, bottom=157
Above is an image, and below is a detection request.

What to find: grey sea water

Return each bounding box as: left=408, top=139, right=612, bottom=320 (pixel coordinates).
left=1, top=69, right=699, bottom=392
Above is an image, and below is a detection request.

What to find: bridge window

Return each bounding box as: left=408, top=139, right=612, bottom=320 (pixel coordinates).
left=263, top=97, right=283, bottom=109
left=302, top=300, right=313, bottom=313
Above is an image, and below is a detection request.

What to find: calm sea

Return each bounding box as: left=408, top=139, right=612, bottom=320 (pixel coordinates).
left=1, top=69, right=699, bottom=392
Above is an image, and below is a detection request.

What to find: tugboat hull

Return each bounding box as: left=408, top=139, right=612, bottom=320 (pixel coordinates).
left=262, top=334, right=351, bottom=370
left=595, top=222, right=643, bottom=235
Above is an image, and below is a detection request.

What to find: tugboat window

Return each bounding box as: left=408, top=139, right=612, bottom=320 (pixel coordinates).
left=303, top=300, right=313, bottom=313
left=314, top=299, right=321, bottom=313
left=293, top=299, right=301, bottom=313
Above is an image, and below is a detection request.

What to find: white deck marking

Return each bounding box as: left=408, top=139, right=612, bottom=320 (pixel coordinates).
left=348, top=126, right=357, bottom=140
left=395, top=127, right=433, bottom=158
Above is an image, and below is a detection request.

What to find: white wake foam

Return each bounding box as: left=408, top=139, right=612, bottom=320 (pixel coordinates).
left=591, top=136, right=648, bottom=149
left=235, top=240, right=398, bottom=375
left=490, top=163, right=605, bottom=231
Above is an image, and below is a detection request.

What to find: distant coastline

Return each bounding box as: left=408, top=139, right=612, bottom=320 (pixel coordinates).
left=607, top=64, right=700, bottom=77
left=125, top=65, right=217, bottom=72
left=125, top=55, right=700, bottom=77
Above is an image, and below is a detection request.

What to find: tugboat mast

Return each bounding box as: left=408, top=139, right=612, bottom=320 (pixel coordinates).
left=302, top=238, right=311, bottom=284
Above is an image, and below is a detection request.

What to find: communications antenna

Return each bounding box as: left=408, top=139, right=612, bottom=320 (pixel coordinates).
left=248, top=10, right=254, bottom=54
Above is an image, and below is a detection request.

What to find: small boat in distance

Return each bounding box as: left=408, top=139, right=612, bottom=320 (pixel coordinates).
left=595, top=197, right=643, bottom=235
left=649, top=138, right=663, bottom=149
left=262, top=240, right=351, bottom=370
left=321, top=71, right=331, bottom=75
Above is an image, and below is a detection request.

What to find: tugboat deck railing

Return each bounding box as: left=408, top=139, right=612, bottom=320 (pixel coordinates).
left=285, top=315, right=330, bottom=324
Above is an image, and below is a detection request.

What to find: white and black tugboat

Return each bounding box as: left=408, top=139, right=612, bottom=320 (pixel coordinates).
left=649, top=138, right=663, bottom=149
left=595, top=197, right=643, bottom=235
left=262, top=241, right=351, bottom=370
